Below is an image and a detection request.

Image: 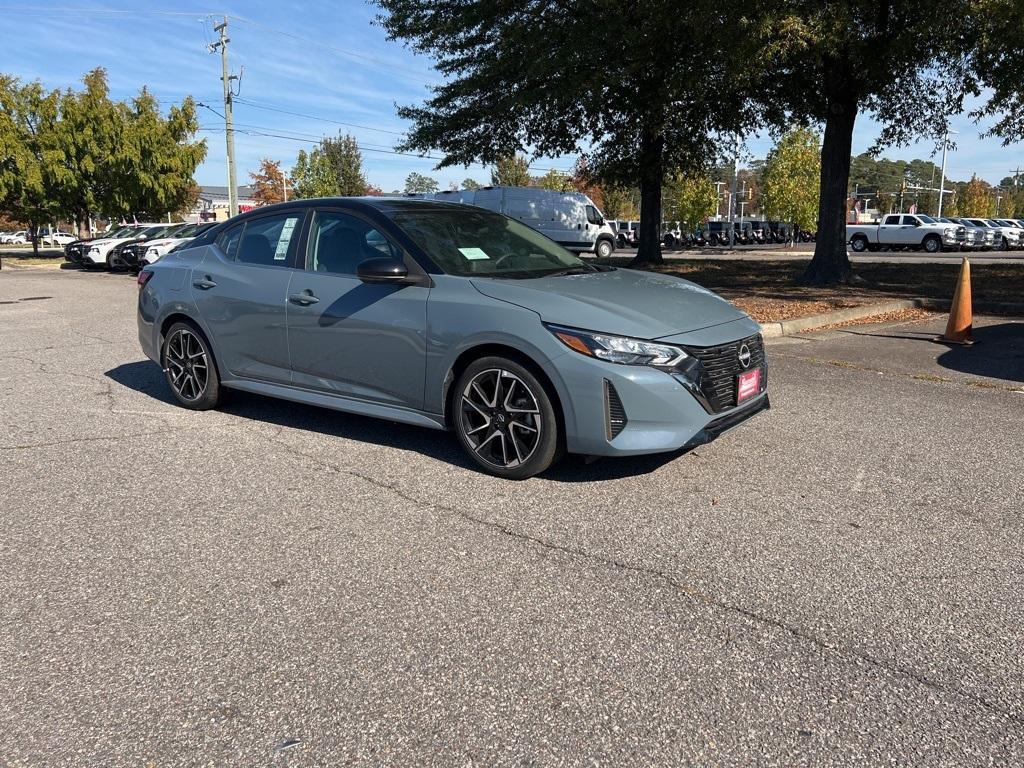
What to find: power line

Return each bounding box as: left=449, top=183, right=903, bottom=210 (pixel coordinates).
left=234, top=97, right=407, bottom=137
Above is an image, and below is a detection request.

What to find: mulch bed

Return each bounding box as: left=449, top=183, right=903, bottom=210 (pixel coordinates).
left=597, top=257, right=1023, bottom=323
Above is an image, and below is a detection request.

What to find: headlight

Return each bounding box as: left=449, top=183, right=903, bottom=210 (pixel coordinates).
left=546, top=324, right=687, bottom=367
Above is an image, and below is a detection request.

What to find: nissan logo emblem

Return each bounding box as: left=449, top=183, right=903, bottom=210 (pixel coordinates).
left=738, top=344, right=752, bottom=369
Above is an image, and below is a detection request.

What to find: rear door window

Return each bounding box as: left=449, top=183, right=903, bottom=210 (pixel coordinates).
left=237, top=213, right=303, bottom=267
left=217, top=224, right=243, bottom=259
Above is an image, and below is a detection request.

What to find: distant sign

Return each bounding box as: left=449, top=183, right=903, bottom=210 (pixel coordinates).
left=854, top=186, right=878, bottom=197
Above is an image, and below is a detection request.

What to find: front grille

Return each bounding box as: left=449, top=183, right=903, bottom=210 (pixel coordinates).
left=603, top=380, right=628, bottom=440
left=686, top=334, right=766, bottom=413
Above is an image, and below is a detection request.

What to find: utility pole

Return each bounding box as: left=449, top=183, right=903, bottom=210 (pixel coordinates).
left=282, top=174, right=289, bottom=203
left=210, top=17, right=238, bottom=218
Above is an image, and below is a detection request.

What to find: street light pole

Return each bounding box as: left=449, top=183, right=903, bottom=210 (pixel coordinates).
left=729, top=136, right=739, bottom=247
left=936, top=128, right=957, bottom=218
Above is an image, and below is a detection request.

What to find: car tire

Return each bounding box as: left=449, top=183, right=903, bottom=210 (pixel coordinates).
left=595, top=238, right=613, bottom=258
left=453, top=356, right=561, bottom=480
left=1001, top=237, right=1010, bottom=251
left=922, top=235, right=941, bottom=253
left=162, top=321, right=222, bottom=410
left=850, top=235, right=868, bottom=252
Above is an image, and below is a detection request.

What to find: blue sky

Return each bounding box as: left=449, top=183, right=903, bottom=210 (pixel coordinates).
left=1, top=1, right=1021, bottom=192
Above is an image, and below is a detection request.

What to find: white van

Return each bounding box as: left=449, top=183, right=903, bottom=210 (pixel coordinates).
left=420, top=186, right=617, bottom=257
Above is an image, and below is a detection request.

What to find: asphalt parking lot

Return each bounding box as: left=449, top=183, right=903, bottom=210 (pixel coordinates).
left=2, top=268, right=1022, bottom=765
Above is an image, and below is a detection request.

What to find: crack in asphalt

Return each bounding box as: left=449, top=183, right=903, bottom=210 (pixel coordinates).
left=256, top=430, right=1024, bottom=729
left=0, top=428, right=186, bottom=451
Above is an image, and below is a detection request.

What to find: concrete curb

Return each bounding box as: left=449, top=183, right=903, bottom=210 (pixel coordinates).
left=760, top=297, right=1024, bottom=337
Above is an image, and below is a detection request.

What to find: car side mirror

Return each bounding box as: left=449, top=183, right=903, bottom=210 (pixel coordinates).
left=357, top=256, right=409, bottom=283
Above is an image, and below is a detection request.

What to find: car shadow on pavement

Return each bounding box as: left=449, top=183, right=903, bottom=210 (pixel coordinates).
left=936, top=322, right=1024, bottom=383
left=105, top=360, right=680, bottom=482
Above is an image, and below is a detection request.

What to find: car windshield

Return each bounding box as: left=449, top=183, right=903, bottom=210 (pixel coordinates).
left=173, top=223, right=204, bottom=238
left=916, top=214, right=937, bottom=224
left=390, top=207, right=594, bottom=279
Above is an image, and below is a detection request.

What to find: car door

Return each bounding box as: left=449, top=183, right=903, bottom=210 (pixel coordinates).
left=286, top=208, right=429, bottom=410
left=896, top=215, right=920, bottom=245
left=190, top=209, right=306, bottom=385
left=878, top=214, right=902, bottom=244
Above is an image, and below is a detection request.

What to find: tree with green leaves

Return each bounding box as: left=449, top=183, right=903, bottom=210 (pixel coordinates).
left=107, top=87, right=205, bottom=220
left=536, top=168, right=572, bottom=192
left=1, top=69, right=204, bottom=242
left=376, top=0, right=762, bottom=265
left=0, top=76, right=61, bottom=253
left=490, top=155, right=531, bottom=187
left=49, top=68, right=120, bottom=236
left=758, top=1, right=973, bottom=283
left=461, top=177, right=482, bottom=190
left=600, top=185, right=637, bottom=220
left=760, top=127, right=821, bottom=232
left=291, top=133, right=367, bottom=198
left=663, top=172, right=717, bottom=229
left=961, top=175, right=996, bottom=218
left=404, top=171, right=439, bottom=193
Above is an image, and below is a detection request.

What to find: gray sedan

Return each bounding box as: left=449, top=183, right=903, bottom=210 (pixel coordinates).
left=137, top=198, right=768, bottom=478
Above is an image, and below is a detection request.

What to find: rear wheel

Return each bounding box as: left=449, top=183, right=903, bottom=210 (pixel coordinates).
left=850, top=235, right=869, bottom=252
left=454, top=357, right=561, bottom=479
left=162, top=321, right=221, bottom=410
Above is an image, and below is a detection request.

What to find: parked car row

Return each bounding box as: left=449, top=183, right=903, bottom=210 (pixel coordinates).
left=0, top=229, right=77, bottom=246
left=609, top=220, right=814, bottom=249
left=847, top=213, right=1024, bottom=253
left=64, top=222, right=216, bottom=272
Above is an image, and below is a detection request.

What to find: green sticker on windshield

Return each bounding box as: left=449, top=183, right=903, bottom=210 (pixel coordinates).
left=458, top=247, right=489, bottom=260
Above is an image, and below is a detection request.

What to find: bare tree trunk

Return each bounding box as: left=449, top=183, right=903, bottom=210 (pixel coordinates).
left=802, top=95, right=858, bottom=285
left=631, top=130, right=664, bottom=266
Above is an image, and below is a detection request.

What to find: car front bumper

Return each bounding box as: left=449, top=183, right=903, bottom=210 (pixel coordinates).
left=543, top=318, right=769, bottom=457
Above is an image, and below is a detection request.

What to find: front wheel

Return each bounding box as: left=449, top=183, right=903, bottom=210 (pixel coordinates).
left=454, top=357, right=561, bottom=479
left=595, top=238, right=614, bottom=258
left=922, top=235, right=941, bottom=254
left=162, top=322, right=222, bottom=410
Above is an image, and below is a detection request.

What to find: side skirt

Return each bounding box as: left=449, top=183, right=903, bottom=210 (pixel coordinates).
left=223, top=379, right=447, bottom=431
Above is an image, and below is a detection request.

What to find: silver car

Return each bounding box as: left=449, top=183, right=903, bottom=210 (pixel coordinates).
left=137, top=199, right=768, bottom=478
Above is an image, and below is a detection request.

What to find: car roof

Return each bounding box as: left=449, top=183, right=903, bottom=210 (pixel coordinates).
left=231, top=196, right=478, bottom=217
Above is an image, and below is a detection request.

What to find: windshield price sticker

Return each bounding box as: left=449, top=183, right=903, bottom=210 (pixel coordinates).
left=458, top=247, right=490, bottom=260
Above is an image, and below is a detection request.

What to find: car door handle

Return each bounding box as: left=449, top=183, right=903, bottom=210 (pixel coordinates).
left=193, top=276, right=217, bottom=290
left=288, top=291, right=319, bottom=306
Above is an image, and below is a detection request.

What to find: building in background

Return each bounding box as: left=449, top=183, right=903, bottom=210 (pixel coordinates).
left=191, top=186, right=257, bottom=222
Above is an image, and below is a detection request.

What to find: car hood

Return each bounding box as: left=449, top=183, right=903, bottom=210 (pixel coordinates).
left=470, top=268, right=747, bottom=338
left=89, top=237, right=134, bottom=247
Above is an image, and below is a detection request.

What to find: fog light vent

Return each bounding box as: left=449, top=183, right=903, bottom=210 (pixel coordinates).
left=604, top=379, right=628, bottom=440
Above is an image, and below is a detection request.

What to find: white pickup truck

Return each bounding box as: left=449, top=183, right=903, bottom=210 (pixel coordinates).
left=847, top=214, right=964, bottom=253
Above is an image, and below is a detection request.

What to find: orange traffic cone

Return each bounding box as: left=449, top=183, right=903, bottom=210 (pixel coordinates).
left=940, top=257, right=973, bottom=345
